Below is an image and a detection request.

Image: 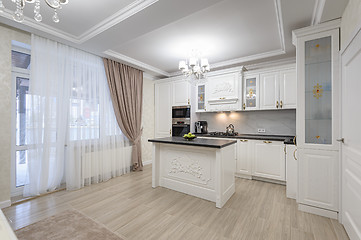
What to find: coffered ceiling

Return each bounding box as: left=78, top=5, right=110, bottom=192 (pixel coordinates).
left=0, top=0, right=348, bottom=78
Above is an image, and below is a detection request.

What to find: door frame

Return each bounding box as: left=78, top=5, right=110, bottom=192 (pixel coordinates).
left=10, top=44, right=31, bottom=197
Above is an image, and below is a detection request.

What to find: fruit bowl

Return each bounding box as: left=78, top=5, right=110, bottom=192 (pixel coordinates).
left=183, top=133, right=197, bottom=141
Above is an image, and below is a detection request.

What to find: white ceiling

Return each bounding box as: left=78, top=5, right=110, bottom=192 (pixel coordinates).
left=0, top=0, right=349, bottom=78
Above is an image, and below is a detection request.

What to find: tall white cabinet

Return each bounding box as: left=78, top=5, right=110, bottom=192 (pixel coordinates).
left=293, top=20, right=340, bottom=218
left=155, top=82, right=172, bottom=137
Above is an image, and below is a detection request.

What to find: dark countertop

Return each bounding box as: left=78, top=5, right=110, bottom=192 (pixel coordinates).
left=148, top=137, right=237, bottom=149
left=194, top=133, right=296, bottom=145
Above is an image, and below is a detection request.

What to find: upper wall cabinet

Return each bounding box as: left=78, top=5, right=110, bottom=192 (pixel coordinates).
left=206, top=71, right=240, bottom=111
left=196, top=84, right=206, bottom=112
left=243, top=74, right=259, bottom=110
left=258, top=67, right=297, bottom=110
left=279, top=69, right=297, bottom=109
left=172, top=80, right=191, bottom=106
left=260, top=71, right=280, bottom=110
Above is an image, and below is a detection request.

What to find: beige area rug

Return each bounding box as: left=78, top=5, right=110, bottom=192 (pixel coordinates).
left=15, top=210, right=123, bottom=240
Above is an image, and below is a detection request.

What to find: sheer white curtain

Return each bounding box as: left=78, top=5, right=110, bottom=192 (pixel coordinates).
left=25, top=35, right=131, bottom=196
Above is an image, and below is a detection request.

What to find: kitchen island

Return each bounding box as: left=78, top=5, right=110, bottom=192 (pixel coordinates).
left=148, top=137, right=237, bottom=208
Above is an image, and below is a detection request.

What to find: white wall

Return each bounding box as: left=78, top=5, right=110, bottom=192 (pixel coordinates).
left=0, top=24, right=30, bottom=204
left=141, top=76, right=155, bottom=164
left=341, top=0, right=361, bottom=49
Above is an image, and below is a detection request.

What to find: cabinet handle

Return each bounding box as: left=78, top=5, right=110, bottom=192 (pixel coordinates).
left=263, top=141, right=272, bottom=144
left=240, top=139, right=248, bottom=142
left=276, top=101, right=279, bottom=109
left=170, top=129, right=172, bottom=135
left=293, top=149, right=297, bottom=161
left=280, top=100, right=283, bottom=109
left=219, top=97, right=225, bottom=100
left=243, top=103, right=246, bottom=110
left=188, top=99, right=190, bottom=105
left=293, top=136, right=296, bottom=146
left=284, top=146, right=286, bottom=154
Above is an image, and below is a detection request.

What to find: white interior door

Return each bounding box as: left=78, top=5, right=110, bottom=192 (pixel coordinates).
left=341, top=29, right=361, bottom=240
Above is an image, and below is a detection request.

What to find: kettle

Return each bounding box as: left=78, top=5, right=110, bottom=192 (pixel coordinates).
left=226, top=124, right=235, bottom=134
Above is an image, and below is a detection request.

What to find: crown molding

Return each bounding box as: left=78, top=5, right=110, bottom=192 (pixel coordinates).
left=0, top=0, right=159, bottom=44
left=292, top=18, right=341, bottom=45
left=143, top=72, right=160, bottom=80
left=210, top=49, right=286, bottom=70
left=311, top=0, right=326, bottom=26
left=274, top=0, right=285, bottom=51
left=77, top=0, right=159, bottom=43
left=104, top=50, right=170, bottom=77
left=0, top=8, right=81, bottom=43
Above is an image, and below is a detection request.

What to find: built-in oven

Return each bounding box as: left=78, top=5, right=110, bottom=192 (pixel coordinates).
left=172, top=106, right=190, bottom=119
left=172, top=118, right=190, bottom=137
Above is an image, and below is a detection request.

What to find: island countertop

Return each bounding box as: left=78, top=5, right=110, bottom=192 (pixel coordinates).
left=148, top=137, right=237, bottom=149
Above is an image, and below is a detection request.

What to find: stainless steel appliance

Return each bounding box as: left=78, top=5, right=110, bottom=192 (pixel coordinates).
left=226, top=124, right=235, bottom=135
left=172, top=106, right=191, bottom=136
left=172, top=105, right=190, bottom=119
left=172, top=118, right=190, bottom=136
left=195, top=121, right=208, bottom=134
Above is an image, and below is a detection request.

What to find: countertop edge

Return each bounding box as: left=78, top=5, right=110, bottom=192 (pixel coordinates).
left=148, top=138, right=237, bottom=149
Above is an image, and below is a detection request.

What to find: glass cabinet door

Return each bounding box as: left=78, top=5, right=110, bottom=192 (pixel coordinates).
left=197, top=84, right=206, bottom=111
left=243, top=75, right=259, bottom=110
left=304, top=36, right=332, bottom=145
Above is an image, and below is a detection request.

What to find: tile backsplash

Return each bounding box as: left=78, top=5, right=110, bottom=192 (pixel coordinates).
left=197, top=109, right=296, bottom=135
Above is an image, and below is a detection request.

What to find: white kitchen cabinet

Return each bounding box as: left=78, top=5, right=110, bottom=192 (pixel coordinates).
left=293, top=20, right=340, bottom=216
left=196, top=84, right=207, bottom=112
left=172, top=80, right=191, bottom=106
left=298, top=148, right=339, bottom=211
left=236, top=139, right=253, bottom=176
left=253, top=140, right=285, bottom=181
left=155, top=82, right=172, bottom=137
left=242, top=74, right=259, bottom=110
left=286, top=144, right=297, bottom=199
left=206, top=71, right=240, bottom=111
left=279, top=69, right=297, bottom=109
left=260, top=72, right=280, bottom=110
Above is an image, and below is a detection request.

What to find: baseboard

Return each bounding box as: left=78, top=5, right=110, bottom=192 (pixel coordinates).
left=252, top=176, right=286, bottom=186
left=235, top=173, right=252, bottom=180
left=0, top=200, right=11, bottom=209
left=143, top=160, right=152, bottom=166
left=298, top=203, right=338, bottom=219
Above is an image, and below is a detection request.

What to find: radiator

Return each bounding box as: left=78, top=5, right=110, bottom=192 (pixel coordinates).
left=81, top=145, right=132, bottom=179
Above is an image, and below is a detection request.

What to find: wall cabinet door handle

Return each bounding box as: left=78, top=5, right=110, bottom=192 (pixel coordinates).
left=284, top=146, right=286, bottom=154
left=280, top=100, right=283, bottom=108
left=170, top=129, right=172, bottom=135
left=263, top=140, right=272, bottom=144
left=243, top=103, right=246, bottom=110
left=336, top=138, right=345, bottom=143
left=276, top=101, right=279, bottom=109
left=293, top=149, right=297, bottom=161
left=240, top=139, right=248, bottom=142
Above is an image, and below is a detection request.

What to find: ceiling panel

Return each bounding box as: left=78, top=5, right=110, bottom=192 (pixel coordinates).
left=111, top=0, right=282, bottom=73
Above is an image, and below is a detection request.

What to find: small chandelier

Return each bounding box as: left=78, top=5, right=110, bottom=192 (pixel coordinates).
left=0, top=0, right=68, bottom=23
left=178, top=51, right=210, bottom=79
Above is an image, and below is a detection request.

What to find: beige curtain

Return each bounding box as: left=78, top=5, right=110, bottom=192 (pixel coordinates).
left=103, top=58, right=143, bottom=171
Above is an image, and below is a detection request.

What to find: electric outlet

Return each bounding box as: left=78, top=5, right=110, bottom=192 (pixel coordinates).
left=258, top=128, right=266, bottom=133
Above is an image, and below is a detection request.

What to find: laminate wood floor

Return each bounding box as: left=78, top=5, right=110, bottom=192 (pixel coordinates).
left=3, top=165, right=349, bottom=240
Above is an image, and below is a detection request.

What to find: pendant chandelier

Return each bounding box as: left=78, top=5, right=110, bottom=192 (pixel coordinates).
left=178, top=50, right=211, bottom=80
left=0, top=0, right=68, bottom=23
